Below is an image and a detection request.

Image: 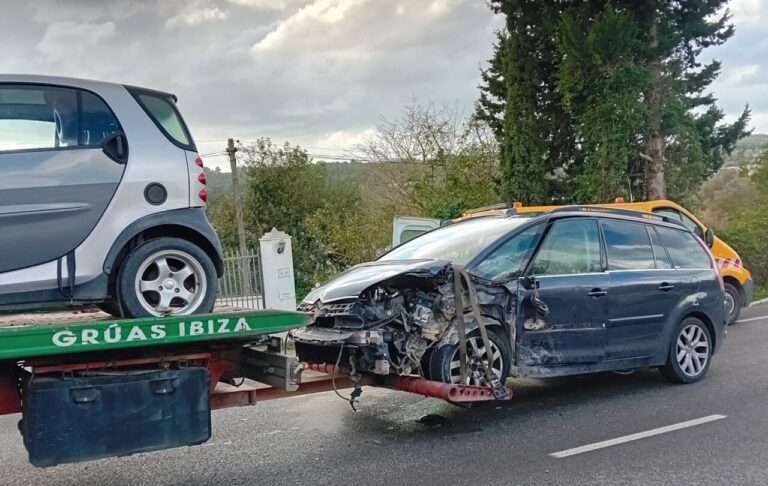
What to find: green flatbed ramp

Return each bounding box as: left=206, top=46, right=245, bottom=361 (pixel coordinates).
left=0, top=308, right=310, bottom=361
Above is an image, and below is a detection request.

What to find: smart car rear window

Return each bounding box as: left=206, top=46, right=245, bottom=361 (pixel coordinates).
left=129, top=88, right=193, bottom=150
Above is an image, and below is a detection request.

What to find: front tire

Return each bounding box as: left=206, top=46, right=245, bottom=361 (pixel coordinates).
left=724, top=282, right=743, bottom=324
left=117, top=237, right=217, bottom=318
left=429, top=328, right=511, bottom=386
left=660, top=317, right=712, bottom=384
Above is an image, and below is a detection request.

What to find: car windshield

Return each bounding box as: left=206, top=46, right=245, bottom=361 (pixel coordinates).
left=379, top=215, right=535, bottom=265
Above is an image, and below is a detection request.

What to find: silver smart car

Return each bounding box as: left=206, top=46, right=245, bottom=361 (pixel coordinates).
left=0, top=75, right=222, bottom=317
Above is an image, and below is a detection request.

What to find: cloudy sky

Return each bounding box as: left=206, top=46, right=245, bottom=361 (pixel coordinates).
left=1, top=0, right=763, bottom=169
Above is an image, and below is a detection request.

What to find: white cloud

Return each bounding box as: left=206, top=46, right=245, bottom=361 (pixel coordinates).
left=37, top=21, right=116, bottom=62
left=730, top=0, right=762, bottom=26
left=166, top=6, right=229, bottom=29
left=251, top=0, right=368, bottom=52
left=724, top=63, right=760, bottom=84
left=227, top=0, right=299, bottom=9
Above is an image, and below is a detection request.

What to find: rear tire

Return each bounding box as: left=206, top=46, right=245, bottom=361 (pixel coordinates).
left=117, top=237, right=217, bottom=318
left=660, top=317, right=712, bottom=384
left=429, top=328, right=511, bottom=386
left=724, top=282, right=743, bottom=324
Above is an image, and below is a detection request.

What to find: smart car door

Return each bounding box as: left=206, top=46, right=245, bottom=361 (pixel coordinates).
left=0, top=84, right=126, bottom=273
left=516, top=218, right=608, bottom=366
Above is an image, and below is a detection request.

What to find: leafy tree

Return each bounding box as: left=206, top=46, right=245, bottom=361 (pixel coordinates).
left=239, top=139, right=359, bottom=297
left=481, top=0, right=751, bottom=203
left=557, top=6, right=648, bottom=202
left=357, top=101, right=500, bottom=219
left=485, top=0, right=577, bottom=205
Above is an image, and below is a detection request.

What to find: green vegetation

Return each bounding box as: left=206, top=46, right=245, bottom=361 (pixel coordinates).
left=207, top=1, right=762, bottom=300
left=207, top=103, right=499, bottom=298
left=479, top=0, right=749, bottom=205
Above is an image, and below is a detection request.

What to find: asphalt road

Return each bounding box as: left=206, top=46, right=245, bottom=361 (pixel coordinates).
left=3, top=303, right=768, bottom=486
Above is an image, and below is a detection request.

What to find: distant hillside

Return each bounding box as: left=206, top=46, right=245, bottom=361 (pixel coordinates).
left=723, top=134, right=768, bottom=168
left=204, top=160, right=371, bottom=196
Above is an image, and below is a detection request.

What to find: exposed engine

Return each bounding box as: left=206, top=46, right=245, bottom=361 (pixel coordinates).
left=292, top=264, right=515, bottom=380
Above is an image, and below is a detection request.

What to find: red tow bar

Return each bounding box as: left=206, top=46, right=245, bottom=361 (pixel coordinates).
left=304, top=363, right=511, bottom=402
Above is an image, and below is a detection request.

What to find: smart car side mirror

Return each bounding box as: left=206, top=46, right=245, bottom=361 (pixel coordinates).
left=704, top=228, right=715, bottom=248
left=102, top=132, right=129, bottom=164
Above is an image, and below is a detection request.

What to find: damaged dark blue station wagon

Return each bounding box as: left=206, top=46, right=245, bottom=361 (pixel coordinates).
left=293, top=207, right=726, bottom=386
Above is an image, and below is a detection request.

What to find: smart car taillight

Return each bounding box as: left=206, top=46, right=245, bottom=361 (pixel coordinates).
left=195, top=157, right=204, bottom=168
left=198, top=172, right=206, bottom=185
left=198, top=188, right=207, bottom=202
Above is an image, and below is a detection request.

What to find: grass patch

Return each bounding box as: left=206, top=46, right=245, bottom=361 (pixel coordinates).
left=754, top=286, right=768, bottom=302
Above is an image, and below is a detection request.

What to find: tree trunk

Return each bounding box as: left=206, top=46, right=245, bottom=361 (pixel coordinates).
left=645, top=17, right=666, bottom=200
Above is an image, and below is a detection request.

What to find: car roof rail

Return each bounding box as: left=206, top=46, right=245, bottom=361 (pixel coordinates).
left=548, top=205, right=687, bottom=227
left=462, top=202, right=511, bottom=215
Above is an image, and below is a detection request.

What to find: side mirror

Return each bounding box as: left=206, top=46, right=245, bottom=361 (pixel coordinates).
left=704, top=228, right=715, bottom=248
left=522, top=275, right=539, bottom=290
left=102, top=132, right=129, bottom=164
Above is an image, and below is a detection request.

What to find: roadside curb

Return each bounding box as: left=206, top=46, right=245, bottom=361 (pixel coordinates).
left=749, top=297, right=768, bottom=307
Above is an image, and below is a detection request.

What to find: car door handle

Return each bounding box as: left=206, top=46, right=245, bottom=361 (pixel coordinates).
left=587, top=288, right=607, bottom=297
left=658, top=283, right=675, bottom=292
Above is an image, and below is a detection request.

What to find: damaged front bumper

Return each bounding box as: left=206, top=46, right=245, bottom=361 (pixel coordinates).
left=291, top=326, right=384, bottom=347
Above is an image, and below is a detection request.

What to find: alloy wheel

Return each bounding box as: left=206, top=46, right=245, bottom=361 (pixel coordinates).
left=134, top=249, right=207, bottom=316
left=676, top=324, right=710, bottom=377
left=449, top=336, right=504, bottom=386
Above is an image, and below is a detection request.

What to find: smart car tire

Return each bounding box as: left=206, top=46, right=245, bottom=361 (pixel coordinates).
left=429, top=327, right=511, bottom=386
left=117, top=237, right=217, bottom=318
left=660, top=316, right=713, bottom=384
left=96, top=301, right=123, bottom=317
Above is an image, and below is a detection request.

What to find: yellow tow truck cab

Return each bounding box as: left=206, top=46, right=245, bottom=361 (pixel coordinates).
left=454, top=199, right=752, bottom=323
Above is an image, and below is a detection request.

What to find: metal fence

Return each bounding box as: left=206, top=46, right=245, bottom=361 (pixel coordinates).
left=216, top=249, right=264, bottom=309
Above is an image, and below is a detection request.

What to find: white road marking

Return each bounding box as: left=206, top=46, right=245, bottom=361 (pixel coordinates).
left=736, top=315, right=768, bottom=324
left=550, top=415, right=727, bottom=459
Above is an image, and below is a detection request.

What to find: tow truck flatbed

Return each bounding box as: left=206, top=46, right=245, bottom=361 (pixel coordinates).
left=0, top=306, right=510, bottom=467
left=0, top=306, right=309, bottom=361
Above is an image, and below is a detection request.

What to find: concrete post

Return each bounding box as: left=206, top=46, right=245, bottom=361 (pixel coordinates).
left=259, top=228, right=297, bottom=310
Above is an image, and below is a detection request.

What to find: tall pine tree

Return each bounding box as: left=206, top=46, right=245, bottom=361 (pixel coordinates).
left=479, top=0, right=751, bottom=204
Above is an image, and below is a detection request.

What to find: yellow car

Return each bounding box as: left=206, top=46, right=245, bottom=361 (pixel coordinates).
left=451, top=199, right=752, bottom=324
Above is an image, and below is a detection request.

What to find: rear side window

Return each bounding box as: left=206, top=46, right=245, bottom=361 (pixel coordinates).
left=80, top=91, right=121, bottom=145
left=601, top=220, right=655, bottom=270
left=130, top=89, right=193, bottom=149
left=474, top=224, right=542, bottom=280
left=647, top=226, right=673, bottom=269
left=531, top=219, right=602, bottom=276
left=0, top=85, right=120, bottom=152
left=656, top=227, right=712, bottom=269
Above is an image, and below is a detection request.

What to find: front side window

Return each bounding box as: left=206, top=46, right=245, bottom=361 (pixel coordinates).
left=132, top=90, right=192, bottom=148
left=531, top=219, right=602, bottom=276
left=474, top=224, right=542, bottom=280
left=0, top=85, right=120, bottom=152
left=0, top=85, right=76, bottom=151
left=656, top=226, right=712, bottom=269
left=601, top=220, right=655, bottom=270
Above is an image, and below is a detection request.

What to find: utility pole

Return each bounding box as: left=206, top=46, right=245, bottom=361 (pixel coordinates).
left=227, top=138, right=253, bottom=299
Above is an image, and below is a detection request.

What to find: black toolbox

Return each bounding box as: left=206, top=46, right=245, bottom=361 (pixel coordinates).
left=21, top=367, right=211, bottom=467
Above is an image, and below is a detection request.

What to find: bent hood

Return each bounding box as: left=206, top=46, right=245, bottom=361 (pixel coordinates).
left=302, top=259, right=450, bottom=304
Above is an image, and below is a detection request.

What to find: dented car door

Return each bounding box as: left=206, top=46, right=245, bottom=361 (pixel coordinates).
left=515, top=218, right=608, bottom=367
